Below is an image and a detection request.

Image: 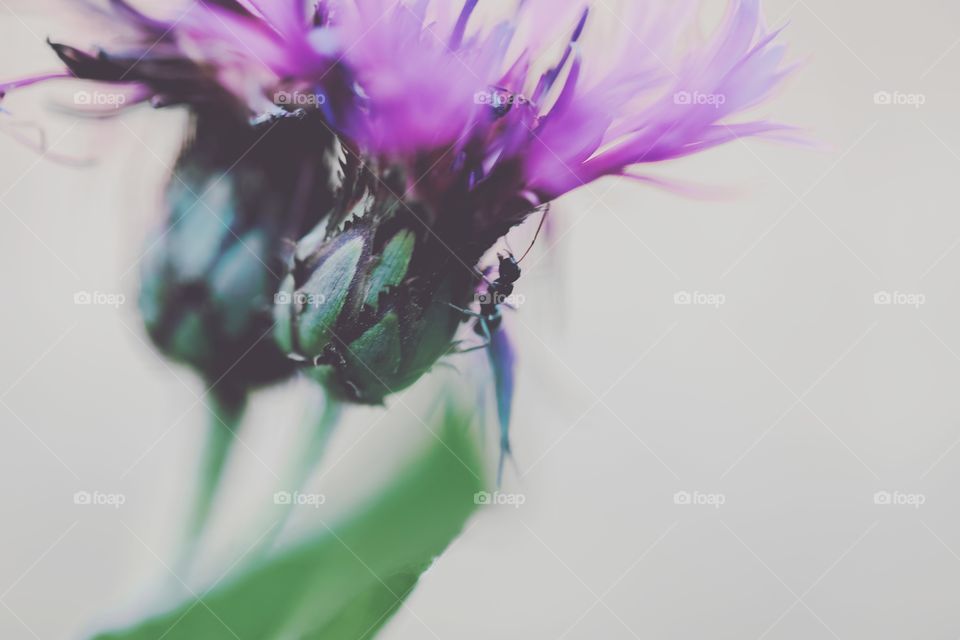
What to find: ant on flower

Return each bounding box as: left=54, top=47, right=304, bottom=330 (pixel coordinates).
left=449, top=206, right=548, bottom=352
left=447, top=207, right=548, bottom=483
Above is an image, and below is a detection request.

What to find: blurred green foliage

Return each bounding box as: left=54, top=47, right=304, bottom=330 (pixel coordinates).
left=93, top=404, right=485, bottom=640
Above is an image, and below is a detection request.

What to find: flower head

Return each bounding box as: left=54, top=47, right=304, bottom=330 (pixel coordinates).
left=1, top=0, right=795, bottom=470
left=6, top=0, right=791, bottom=202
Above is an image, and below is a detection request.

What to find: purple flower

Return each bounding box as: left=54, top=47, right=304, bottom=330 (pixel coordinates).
left=1, top=0, right=795, bottom=473
left=4, top=1, right=791, bottom=201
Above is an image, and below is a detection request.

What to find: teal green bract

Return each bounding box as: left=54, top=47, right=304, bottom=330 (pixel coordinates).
left=273, top=207, right=473, bottom=404
left=139, top=110, right=337, bottom=396
left=295, top=236, right=364, bottom=354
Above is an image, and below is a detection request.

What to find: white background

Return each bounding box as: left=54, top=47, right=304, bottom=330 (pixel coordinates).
left=2, top=1, right=960, bottom=638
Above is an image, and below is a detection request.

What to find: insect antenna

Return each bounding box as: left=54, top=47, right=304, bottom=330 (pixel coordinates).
left=502, top=235, right=516, bottom=257
left=517, top=203, right=550, bottom=264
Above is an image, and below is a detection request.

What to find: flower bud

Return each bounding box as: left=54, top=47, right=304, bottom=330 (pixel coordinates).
left=140, top=111, right=338, bottom=392
left=273, top=194, right=477, bottom=404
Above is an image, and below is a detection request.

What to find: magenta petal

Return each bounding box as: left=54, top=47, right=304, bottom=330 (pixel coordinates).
left=0, top=72, right=70, bottom=99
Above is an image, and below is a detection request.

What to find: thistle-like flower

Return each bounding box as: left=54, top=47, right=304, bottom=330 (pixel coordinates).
left=1, top=0, right=793, bottom=472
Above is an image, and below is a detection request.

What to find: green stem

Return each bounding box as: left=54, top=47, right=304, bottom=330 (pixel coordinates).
left=253, top=393, right=341, bottom=559
left=177, top=389, right=247, bottom=574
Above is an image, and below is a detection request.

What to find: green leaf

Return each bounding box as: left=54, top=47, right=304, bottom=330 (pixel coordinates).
left=91, top=402, right=485, bottom=640
left=303, top=573, right=418, bottom=640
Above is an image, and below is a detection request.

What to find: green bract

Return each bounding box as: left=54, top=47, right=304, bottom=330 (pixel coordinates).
left=273, top=188, right=476, bottom=404
left=139, top=111, right=338, bottom=395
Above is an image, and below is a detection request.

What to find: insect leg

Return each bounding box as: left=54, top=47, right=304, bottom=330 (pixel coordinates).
left=447, top=313, right=495, bottom=355
left=447, top=302, right=483, bottom=320
left=454, top=316, right=494, bottom=354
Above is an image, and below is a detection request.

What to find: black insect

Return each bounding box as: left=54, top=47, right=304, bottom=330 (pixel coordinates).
left=448, top=208, right=548, bottom=484
left=450, top=207, right=548, bottom=353
left=473, top=253, right=521, bottom=347
left=448, top=254, right=518, bottom=353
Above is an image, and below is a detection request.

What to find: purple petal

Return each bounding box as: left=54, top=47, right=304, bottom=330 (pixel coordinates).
left=487, top=325, right=516, bottom=485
